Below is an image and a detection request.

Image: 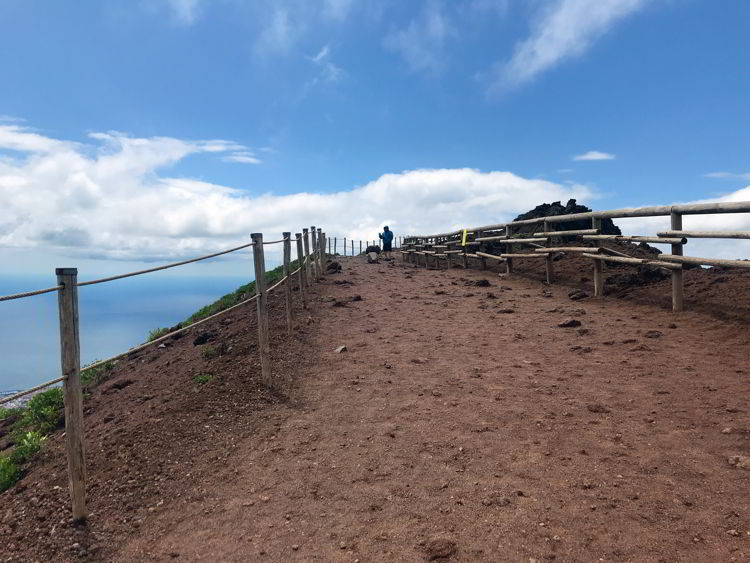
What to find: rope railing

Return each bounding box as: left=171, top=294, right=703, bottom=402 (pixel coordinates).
left=77, top=241, right=255, bottom=287
left=0, top=284, right=63, bottom=302
left=1, top=225, right=328, bottom=523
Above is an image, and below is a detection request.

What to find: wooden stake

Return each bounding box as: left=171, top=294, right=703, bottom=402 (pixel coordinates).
left=670, top=212, right=684, bottom=312
left=592, top=218, right=604, bottom=296
left=543, top=221, right=554, bottom=284
left=319, top=230, right=325, bottom=273
left=56, top=267, right=86, bottom=523
left=303, top=228, right=314, bottom=284
left=283, top=232, right=293, bottom=334
left=295, top=233, right=307, bottom=309
left=310, top=226, right=318, bottom=281
left=505, top=225, right=514, bottom=274
left=251, top=234, right=272, bottom=387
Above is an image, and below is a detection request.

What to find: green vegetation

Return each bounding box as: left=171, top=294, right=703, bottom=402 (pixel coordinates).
left=0, top=406, right=23, bottom=422
left=81, top=359, right=116, bottom=386
left=0, top=388, right=63, bottom=492
left=193, top=374, right=214, bottom=385
left=19, top=388, right=64, bottom=434
left=148, top=327, right=170, bottom=342
left=0, top=456, right=20, bottom=492
left=11, top=431, right=46, bottom=465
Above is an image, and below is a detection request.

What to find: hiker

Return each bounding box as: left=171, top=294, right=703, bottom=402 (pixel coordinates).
left=379, top=226, right=394, bottom=260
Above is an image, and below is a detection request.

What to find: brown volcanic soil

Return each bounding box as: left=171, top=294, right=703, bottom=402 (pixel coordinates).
left=3, top=252, right=750, bottom=562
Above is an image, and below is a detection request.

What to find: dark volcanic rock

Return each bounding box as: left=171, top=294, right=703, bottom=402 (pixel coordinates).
left=513, top=199, right=622, bottom=235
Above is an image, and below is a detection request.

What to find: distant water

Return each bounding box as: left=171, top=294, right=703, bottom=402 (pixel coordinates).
left=0, top=274, right=250, bottom=393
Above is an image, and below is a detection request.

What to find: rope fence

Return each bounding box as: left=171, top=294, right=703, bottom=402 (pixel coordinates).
left=402, top=200, right=750, bottom=313
left=0, top=225, right=329, bottom=523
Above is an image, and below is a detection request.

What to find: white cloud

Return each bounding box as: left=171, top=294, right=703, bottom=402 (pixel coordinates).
left=705, top=171, right=750, bottom=181
left=573, top=150, right=616, bottom=161
left=487, top=0, right=646, bottom=92
left=383, top=1, right=457, bottom=73
left=0, top=124, right=594, bottom=266
left=163, top=0, right=202, bottom=25
left=222, top=152, right=262, bottom=164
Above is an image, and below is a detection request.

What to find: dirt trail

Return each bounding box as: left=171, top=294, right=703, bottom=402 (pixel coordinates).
left=112, top=257, right=749, bottom=562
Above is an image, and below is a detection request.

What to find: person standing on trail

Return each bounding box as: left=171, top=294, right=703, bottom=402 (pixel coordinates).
left=379, top=226, right=394, bottom=260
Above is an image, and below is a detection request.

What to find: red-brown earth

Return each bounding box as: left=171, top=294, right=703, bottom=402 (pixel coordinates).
left=2, top=248, right=749, bottom=562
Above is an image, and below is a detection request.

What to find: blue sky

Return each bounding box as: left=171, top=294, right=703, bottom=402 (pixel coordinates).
left=1, top=0, right=749, bottom=275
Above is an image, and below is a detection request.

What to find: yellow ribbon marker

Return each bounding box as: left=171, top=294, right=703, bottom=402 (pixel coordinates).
left=461, top=228, right=468, bottom=247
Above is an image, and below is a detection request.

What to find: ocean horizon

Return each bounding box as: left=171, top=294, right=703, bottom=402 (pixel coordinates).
left=0, top=273, right=252, bottom=394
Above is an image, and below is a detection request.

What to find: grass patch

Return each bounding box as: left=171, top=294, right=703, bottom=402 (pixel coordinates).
left=17, top=388, right=64, bottom=435
left=193, top=374, right=214, bottom=385
left=0, top=406, right=23, bottom=422
left=148, top=327, right=170, bottom=342
left=81, top=359, right=116, bottom=386
left=10, top=431, right=46, bottom=465
left=0, top=456, right=21, bottom=492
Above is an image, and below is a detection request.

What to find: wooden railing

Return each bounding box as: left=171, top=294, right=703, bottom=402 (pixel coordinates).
left=403, top=201, right=750, bottom=312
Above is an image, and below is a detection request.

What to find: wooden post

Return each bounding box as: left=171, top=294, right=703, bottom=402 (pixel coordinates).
left=334, top=237, right=337, bottom=256
left=303, top=228, right=314, bottom=284
left=319, top=230, right=325, bottom=273
left=592, top=218, right=604, bottom=296
left=282, top=232, right=293, bottom=334
left=359, top=240, right=362, bottom=255
left=671, top=212, right=684, bottom=312
left=506, top=225, right=514, bottom=274
left=295, top=233, right=307, bottom=309
left=56, top=268, right=86, bottom=523
left=544, top=221, right=554, bottom=284
left=310, top=226, right=318, bottom=281
left=328, top=237, right=331, bottom=256
left=343, top=237, right=346, bottom=256
left=351, top=240, right=354, bottom=256
left=251, top=234, right=272, bottom=387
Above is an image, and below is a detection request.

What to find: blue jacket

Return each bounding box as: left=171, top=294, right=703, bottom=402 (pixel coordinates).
left=380, top=230, right=394, bottom=244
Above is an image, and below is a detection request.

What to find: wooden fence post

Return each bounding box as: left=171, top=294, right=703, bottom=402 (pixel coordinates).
left=319, top=230, right=325, bottom=273
left=544, top=221, right=554, bottom=284
left=351, top=240, right=354, bottom=256
left=334, top=237, right=338, bottom=256
left=295, top=233, right=307, bottom=309
left=251, top=234, right=272, bottom=387
left=671, top=211, right=684, bottom=312
left=310, top=227, right=323, bottom=281
left=506, top=225, right=514, bottom=274
left=343, top=237, right=346, bottom=256
left=303, top=228, right=314, bottom=284
left=56, top=268, right=86, bottom=523
left=283, top=232, right=293, bottom=334
left=359, top=240, right=362, bottom=255
left=592, top=218, right=604, bottom=296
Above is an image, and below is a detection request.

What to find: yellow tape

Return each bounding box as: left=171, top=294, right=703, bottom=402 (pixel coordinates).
left=461, top=229, right=468, bottom=246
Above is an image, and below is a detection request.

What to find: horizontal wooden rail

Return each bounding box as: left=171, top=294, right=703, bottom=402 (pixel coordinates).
left=582, top=252, right=682, bottom=270
left=656, top=254, right=750, bottom=269
left=583, top=235, right=686, bottom=244
left=534, top=247, right=603, bottom=253
left=476, top=251, right=506, bottom=262
left=657, top=230, right=750, bottom=239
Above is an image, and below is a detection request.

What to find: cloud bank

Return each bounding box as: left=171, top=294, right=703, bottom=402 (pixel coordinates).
left=0, top=125, right=593, bottom=265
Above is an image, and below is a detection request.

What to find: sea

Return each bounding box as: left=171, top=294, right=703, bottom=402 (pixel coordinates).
left=0, top=273, right=252, bottom=398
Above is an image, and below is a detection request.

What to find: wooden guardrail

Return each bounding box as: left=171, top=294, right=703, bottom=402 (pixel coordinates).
left=402, top=201, right=750, bottom=312
left=0, top=226, right=329, bottom=522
